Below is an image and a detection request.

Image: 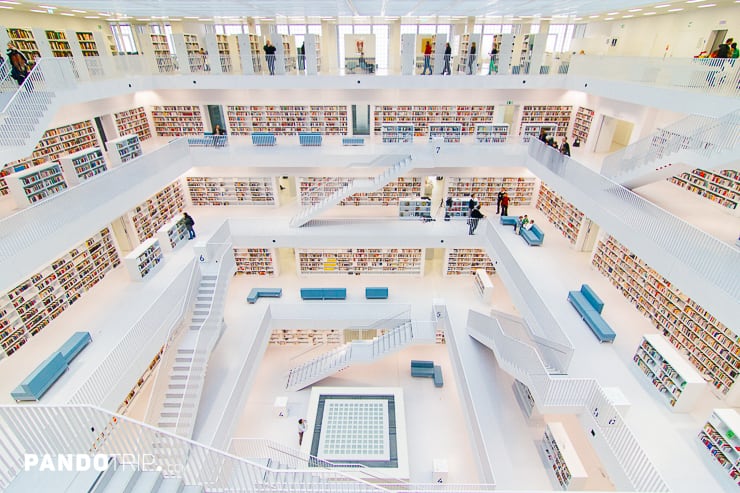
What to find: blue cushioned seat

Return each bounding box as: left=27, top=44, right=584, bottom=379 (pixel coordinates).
left=500, top=216, right=518, bottom=226
left=365, top=287, right=388, bottom=299
left=247, top=288, right=282, bottom=303
left=520, top=224, right=545, bottom=246
left=433, top=365, right=444, bottom=387
left=567, top=285, right=616, bottom=343
left=11, top=352, right=68, bottom=401
left=299, top=133, right=322, bottom=146
left=59, top=332, right=91, bottom=364
left=252, top=133, right=276, bottom=146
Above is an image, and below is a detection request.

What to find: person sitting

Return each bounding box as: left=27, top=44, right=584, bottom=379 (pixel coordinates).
left=523, top=219, right=535, bottom=231
left=213, top=124, right=226, bottom=135
left=515, top=215, right=524, bottom=233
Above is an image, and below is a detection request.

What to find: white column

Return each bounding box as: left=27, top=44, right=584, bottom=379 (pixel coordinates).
left=400, top=34, right=415, bottom=76
left=235, top=34, right=255, bottom=75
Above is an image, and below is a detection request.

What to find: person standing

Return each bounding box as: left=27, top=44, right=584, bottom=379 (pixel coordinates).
left=468, top=193, right=479, bottom=216
left=199, top=48, right=210, bottom=71
left=500, top=192, right=510, bottom=216
left=6, top=42, right=29, bottom=86
left=468, top=42, right=477, bottom=75
left=422, top=41, right=432, bottom=75
left=444, top=196, right=453, bottom=221
left=298, top=418, right=307, bottom=446
left=182, top=212, right=196, bottom=239
left=263, top=40, right=277, bottom=75
left=496, top=188, right=505, bottom=214
left=488, top=44, right=498, bottom=74
left=441, top=42, right=452, bottom=75
left=560, top=137, right=571, bottom=156
left=469, top=205, right=484, bottom=235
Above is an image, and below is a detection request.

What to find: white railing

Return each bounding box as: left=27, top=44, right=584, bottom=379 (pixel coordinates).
left=187, top=135, right=229, bottom=147
left=173, top=242, right=236, bottom=438
left=84, top=56, right=106, bottom=79
left=466, top=310, right=669, bottom=492
left=569, top=55, right=740, bottom=96
left=67, top=258, right=199, bottom=409
left=527, top=139, right=740, bottom=304
left=601, top=109, right=740, bottom=179
left=0, top=139, right=191, bottom=285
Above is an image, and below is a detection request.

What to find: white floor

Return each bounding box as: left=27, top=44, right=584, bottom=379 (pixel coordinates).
left=0, top=157, right=737, bottom=491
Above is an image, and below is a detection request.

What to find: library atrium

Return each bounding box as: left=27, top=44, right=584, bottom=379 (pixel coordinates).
left=0, top=0, right=738, bottom=492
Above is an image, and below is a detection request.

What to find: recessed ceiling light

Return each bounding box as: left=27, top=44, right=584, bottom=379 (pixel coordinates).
left=98, top=12, right=111, bottom=16
left=607, top=11, right=619, bottom=15
left=38, top=4, right=56, bottom=8
left=184, top=16, right=198, bottom=19
left=622, top=14, right=634, bottom=18
left=668, top=7, right=683, bottom=11
left=654, top=3, right=671, bottom=7
left=574, top=17, right=583, bottom=20
left=644, top=11, right=657, bottom=15
left=60, top=12, right=74, bottom=16
left=84, top=15, right=99, bottom=18
left=589, top=14, right=600, bottom=18
left=628, top=8, right=642, bottom=12
left=0, top=5, right=13, bottom=8
left=0, top=0, right=20, bottom=4
left=170, top=18, right=181, bottom=21
left=685, top=0, right=704, bottom=3
left=70, top=9, right=85, bottom=13
left=604, top=17, right=615, bottom=20
left=697, top=3, right=716, bottom=7
left=135, top=18, right=149, bottom=21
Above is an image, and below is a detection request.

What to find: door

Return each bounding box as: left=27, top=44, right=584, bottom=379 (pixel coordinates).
left=705, top=29, right=728, bottom=53
left=206, top=105, right=225, bottom=133
left=351, top=104, right=370, bottom=135
left=111, top=215, right=135, bottom=255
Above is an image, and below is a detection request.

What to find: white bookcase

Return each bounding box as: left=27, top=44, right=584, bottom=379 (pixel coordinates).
left=521, top=123, right=558, bottom=143
left=398, top=197, right=432, bottom=219
left=633, top=334, right=707, bottom=412
left=536, top=183, right=586, bottom=246
left=698, top=409, right=740, bottom=488
left=669, top=168, right=740, bottom=212
left=473, top=269, right=494, bottom=303
left=108, top=134, right=142, bottom=167
left=445, top=176, right=538, bottom=207
left=374, top=105, right=495, bottom=136
left=270, top=329, right=343, bottom=345
left=475, top=124, right=509, bottom=143
left=512, top=379, right=537, bottom=418
left=296, top=248, right=425, bottom=276
left=572, top=106, right=594, bottom=143
left=541, top=422, right=588, bottom=490
left=443, top=197, right=470, bottom=220
left=124, top=238, right=164, bottom=281
left=298, top=177, right=422, bottom=207
left=225, top=105, right=348, bottom=135
left=429, top=123, right=462, bottom=143
left=151, top=105, right=204, bottom=136
left=186, top=176, right=278, bottom=206
left=520, top=105, right=572, bottom=139
left=444, top=248, right=496, bottom=275
left=234, top=248, right=278, bottom=276
left=381, top=124, right=414, bottom=143
left=156, top=216, right=189, bottom=253
left=59, top=147, right=107, bottom=185
left=114, top=107, right=152, bottom=141
left=128, top=181, right=186, bottom=242
left=7, top=162, right=68, bottom=208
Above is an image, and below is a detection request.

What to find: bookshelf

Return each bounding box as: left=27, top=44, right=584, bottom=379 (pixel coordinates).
left=118, top=345, right=164, bottom=414
left=295, top=248, right=425, bottom=276
left=151, top=105, right=204, bottom=136
left=44, top=30, right=72, bottom=57
left=512, top=379, right=537, bottom=418
left=150, top=33, right=176, bottom=73
left=382, top=124, right=414, bottom=143
left=444, top=248, right=496, bottom=276
left=248, top=34, right=263, bottom=73
left=270, top=329, right=342, bottom=345
left=114, top=107, right=152, bottom=141
left=6, top=27, right=41, bottom=61
left=475, top=124, right=509, bottom=144
left=298, top=177, right=422, bottom=207
left=226, top=105, right=348, bottom=136
left=536, top=183, right=585, bottom=245
left=398, top=197, right=432, bottom=219
left=443, top=197, right=469, bottom=220
left=669, top=169, right=740, bottom=211
left=108, top=134, right=143, bottom=167
left=592, top=234, right=740, bottom=402
left=1, top=120, right=98, bottom=196
left=184, top=33, right=203, bottom=71
left=7, top=162, right=68, bottom=208
left=698, top=409, right=740, bottom=488
left=633, top=334, right=706, bottom=412
left=308, top=105, right=348, bottom=134
left=216, top=34, right=232, bottom=72
left=186, top=176, right=277, bottom=206
left=156, top=216, right=189, bottom=253
left=515, top=34, right=534, bottom=74
left=75, top=31, right=100, bottom=57
left=474, top=269, right=494, bottom=302
left=129, top=181, right=186, bottom=242
left=59, top=147, right=107, bottom=185
left=0, top=227, right=120, bottom=359
left=445, top=176, right=538, bottom=207
left=541, top=422, right=588, bottom=490
left=572, top=106, right=594, bottom=143
left=520, top=105, right=573, bottom=140
left=373, top=105, right=495, bottom=136
left=234, top=248, right=278, bottom=276
left=429, top=123, right=462, bottom=143
left=124, top=238, right=164, bottom=281
left=521, top=123, right=558, bottom=144
left=455, top=33, right=472, bottom=74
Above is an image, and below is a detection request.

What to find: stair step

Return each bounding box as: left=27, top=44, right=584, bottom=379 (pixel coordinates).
left=129, top=471, right=163, bottom=493
left=155, top=477, right=185, bottom=493
left=101, top=464, right=139, bottom=493
left=180, top=486, right=205, bottom=493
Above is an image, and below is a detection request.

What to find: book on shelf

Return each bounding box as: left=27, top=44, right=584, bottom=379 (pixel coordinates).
left=295, top=248, right=425, bottom=276
left=234, top=248, right=278, bottom=276
left=669, top=168, right=739, bottom=211
left=536, top=183, right=585, bottom=246
left=124, top=238, right=164, bottom=281
left=698, top=409, right=740, bottom=488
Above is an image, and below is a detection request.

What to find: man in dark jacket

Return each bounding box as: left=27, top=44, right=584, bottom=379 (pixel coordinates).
left=469, top=206, right=485, bottom=235
left=6, top=42, right=29, bottom=86
left=263, top=40, right=277, bottom=75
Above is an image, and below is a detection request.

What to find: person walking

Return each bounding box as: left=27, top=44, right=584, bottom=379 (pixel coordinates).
left=468, top=205, right=484, bottom=235
left=496, top=188, right=505, bottom=214
left=468, top=42, right=477, bottom=75
left=500, top=192, right=510, bottom=216
left=560, top=137, right=571, bottom=156
left=297, top=41, right=305, bottom=71
left=488, top=44, right=498, bottom=74
left=441, top=42, right=452, bottom=75
left=6, top=42, right=30, bottom=86
left=468, top=193, right=479, bottom=216
left=182, top=212, right=196, bottom=239
left=298, top=418, right=307, bottom=446
left=263, top=40, right=277, bottom=75
left=422, top=41, right=433, bottom=75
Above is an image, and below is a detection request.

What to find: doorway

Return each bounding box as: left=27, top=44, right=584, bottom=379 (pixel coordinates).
left=206, top=105, right=225, bottom=133
left=575, top=219, right=600, bottom=252
left=705, top=29, right=728, bottom=54
left=500, top=105, right=517, bottom=128
left=351, top=104, right=370, bottom=135
left=111, top=215, right=136, bottom=255
left=593, top=115, right=634, bottom=153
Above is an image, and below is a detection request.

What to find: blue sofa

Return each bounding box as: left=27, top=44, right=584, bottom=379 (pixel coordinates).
left=500, top=216, right=518, bottom=226
left=411, top=360, right=443, bottom=387
left=252, top=133, right=276, bottom=146
left=59, top=331, right=92, bottom=363
left=342, top=137, right=365, bottom=146
left=247, top=288, right=283, bottom=304
left=365, top=287, right=389, bottom=299
left=300, top=288, right=347, bottom=300
left=568, top=284, right=616, bottom=343
left=11, top=352, right=68, bottom=402
left=520, top=224, right=545, bottom=246
left=299, top=133, right=322, bottom=146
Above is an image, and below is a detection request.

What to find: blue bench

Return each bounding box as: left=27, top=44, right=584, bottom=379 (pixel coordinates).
left=299, top=133, right=322, bottom=146
left=247, top=288, right=283, bottom=304
left=500, top=216, right=518, bottom=226
left=300, top=288, right=347, bottom=300
left=568, top=284, right=616, bottom=343
left=59, top=331, right=92, bottom=363
left=365, top=287, right=388, bottom=299
left=520, top=224, right=545, bottom=246
left=252, top=133, right=276, bottom=146
left=342, top=137, right=365, bottom=146
left=411, top=360, right=444, bottom=387
left=187, top=135, right=228, bottom=147
left=11, top=352, right=68, bottom=402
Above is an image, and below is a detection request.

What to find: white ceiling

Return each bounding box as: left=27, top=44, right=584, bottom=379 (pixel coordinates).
left=4, top=0, right=738, bottom=20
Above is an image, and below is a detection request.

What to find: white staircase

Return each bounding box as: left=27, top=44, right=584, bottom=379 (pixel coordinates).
left=601, top=109, right=740, bottom=189
left=286, top=320, right=422, bottom=391
left=289, top=154, right=413, bottom=227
